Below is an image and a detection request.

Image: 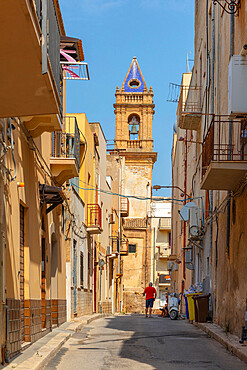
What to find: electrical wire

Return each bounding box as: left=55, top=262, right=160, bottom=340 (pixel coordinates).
left=70, top=181, right=194, bottom=205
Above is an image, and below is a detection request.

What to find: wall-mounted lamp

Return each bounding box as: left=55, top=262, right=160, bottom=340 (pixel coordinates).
left=213, top=0, right=241, bottom=15
left=178, top=137, right=202, bottom=144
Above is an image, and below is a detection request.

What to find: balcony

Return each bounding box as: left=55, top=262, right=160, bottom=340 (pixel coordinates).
left=201, top=116, right=247, bottom=190
left=158, top=243, right=171, bottom=258
left=50, top=116, right=80, bottom=185
left=159, top=274, right=171, bottom=286
left=111, top=237, right=129, bottom=256
left=127, top=140, right=142, bottom=149
left=120, top=198, right=129, bottom=217
left=177, top=85, right=201, bottom=131
left=0, top=0, right=62, bottom=130
left=158, top=217, right=171, bottom=230
left=87, top=204, right=102, bottom=234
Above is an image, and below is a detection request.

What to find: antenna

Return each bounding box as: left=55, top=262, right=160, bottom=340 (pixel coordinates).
left=186, top=51, right=192, bottom=73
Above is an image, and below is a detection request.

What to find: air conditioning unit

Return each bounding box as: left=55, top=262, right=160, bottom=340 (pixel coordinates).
left=228, top=55, right=247, bottom=116
left=108, top=213, right=115, bottom=224
left=167, top=261, right=173, bottom=271
left=185, top=248, right=193, bottom=264
left=189, top=206, right=200, bottom=238
left=173, top=262, right=178, bottom=271
left=106, top=246, right=112, bottom=255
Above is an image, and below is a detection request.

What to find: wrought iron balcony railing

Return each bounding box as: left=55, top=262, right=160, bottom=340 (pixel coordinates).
left=158, top=218, right=171, bottom=230
left=87, top=204, right=102, bottom=230
left=177, top=84, right=202, bottom=130
left=48, top=0, right=61, bottom=93
left=51, top=116, right=80, bottom=172
left=120, top=198, right=129, bottom=217
left=110, top=237, right=129, bottom=255
left=202, top=116, right=247, bottom=179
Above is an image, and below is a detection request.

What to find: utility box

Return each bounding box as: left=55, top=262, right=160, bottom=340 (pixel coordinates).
left=228, top=55, right=247, bottom=116
left=189, top=206, right=200, bottom=238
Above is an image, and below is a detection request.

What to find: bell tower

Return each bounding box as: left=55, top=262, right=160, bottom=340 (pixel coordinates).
left=114, top=57, right=156, bottom=155
left=114, top=57, right=157, bottom=219
left=112, top=58, right=157, bottom=312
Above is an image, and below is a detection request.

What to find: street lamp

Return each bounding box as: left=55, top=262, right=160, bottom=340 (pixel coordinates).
left=152, top=185, right=190, bottom=199
left=178, top=137, right=202, bottom=145
left=213, top=0, right=240, bottom=15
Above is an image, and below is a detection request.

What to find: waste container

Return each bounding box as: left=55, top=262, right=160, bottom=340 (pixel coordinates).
left=183, top=295, right=189, bottom=319
left=185, top=293, right=202, bottom=321
left=192, top=294, right=210, bottom=323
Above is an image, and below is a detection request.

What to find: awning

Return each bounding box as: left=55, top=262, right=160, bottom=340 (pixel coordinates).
left=39, top=184, right=65, bottom=214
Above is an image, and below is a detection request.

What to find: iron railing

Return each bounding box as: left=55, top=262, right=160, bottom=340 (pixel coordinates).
left=51, top=116, right=80, bottom=172
left=202, top=116, right=247, bottom=178
left=110, top=237, right=128, bottom=254
left=33, top=0, right=41, bottom=24
left=87, top=204, right=102, bottom=229
left=48, top=0, right=60, bottom=92
left=177, top=85, right=201, bottom=124
left=158, top=218, right=171, bottom=230
left=120, top=198, right=129, bottom=217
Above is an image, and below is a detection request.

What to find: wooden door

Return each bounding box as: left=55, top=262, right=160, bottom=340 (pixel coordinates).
left=41, top=238, right=46, bottom=329
left=20, top=205, right=25, bottom=343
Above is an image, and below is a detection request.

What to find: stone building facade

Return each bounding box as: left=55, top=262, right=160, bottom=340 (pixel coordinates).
left=171, top=0, right=247, bottom=336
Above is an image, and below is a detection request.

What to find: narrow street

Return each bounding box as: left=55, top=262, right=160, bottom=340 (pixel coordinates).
left=44, top=315, right=246, bottom=370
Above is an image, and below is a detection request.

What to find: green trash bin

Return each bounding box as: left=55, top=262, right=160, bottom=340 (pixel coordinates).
left=192, top=294, right=210, bottom=323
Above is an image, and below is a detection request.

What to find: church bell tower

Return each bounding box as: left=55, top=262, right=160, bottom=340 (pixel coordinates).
left=114, top=57, right=157, bottom=157
left=114, top=57, right=157, bottom=218
left=113, top=57, right=157, bottom=312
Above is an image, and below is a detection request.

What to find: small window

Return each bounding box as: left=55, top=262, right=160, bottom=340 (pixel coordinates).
left=80, top=252, right=84, bottom=287
left=128, top=244, right=136, bottom=253
left=128, top=79, right=141, bottom=88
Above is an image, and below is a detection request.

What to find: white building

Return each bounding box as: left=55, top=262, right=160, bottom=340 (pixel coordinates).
left=150, top=199, right=171, bottom=309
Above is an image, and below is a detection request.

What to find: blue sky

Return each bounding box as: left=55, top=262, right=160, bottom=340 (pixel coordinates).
left=60, top=0, right=194, bottom=196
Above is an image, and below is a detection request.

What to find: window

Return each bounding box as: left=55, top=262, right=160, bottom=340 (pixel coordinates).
left=128, top=79, right=141, bottom=88
left=80, top=252, right=84, bottom=287
left=128, top=244, right=136, bottom=253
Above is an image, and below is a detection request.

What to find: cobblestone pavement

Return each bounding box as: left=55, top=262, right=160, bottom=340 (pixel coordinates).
left=44, top=315, right=247, bottom=369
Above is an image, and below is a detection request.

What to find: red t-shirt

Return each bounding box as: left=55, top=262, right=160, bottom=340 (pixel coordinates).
left=144, top=286, right=156, bottom=300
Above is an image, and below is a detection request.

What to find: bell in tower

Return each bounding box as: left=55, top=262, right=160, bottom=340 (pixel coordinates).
left=129, top=116, right=139, bottom=140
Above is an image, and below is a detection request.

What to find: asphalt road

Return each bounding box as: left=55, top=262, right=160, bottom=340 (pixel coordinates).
left=44, top=315, right=247, bottom=370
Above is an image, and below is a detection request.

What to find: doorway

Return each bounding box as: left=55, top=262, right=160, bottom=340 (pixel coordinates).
left=73, top=240, right=77, bottom=316
left=41, top=238, right=46, bottom=329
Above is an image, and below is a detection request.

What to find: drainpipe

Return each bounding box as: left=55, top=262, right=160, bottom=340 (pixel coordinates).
left=226, top=9, right=235, bottom=254
left=209, top=0, right=215, bottom=295
left=183, top=131, right=187, bottom=283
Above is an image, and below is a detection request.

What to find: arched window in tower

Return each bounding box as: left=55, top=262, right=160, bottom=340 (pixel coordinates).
left=128, top=114, right=140, bottom=140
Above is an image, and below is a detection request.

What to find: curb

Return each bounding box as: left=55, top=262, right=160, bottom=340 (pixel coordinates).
left=194, top=322, right=247, bottom=364
left=4, top=332, right=71, bottom=370
left=4, top=314, right=111, bottom=370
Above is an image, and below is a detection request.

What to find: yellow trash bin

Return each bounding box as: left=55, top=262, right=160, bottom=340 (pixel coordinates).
left=185, top=293, right=202, bottom=320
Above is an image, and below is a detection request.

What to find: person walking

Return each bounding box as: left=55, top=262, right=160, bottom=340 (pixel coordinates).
left=143, top=282, right=156, bottom=317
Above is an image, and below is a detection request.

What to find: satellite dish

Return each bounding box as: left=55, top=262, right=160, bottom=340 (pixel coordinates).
left=179, top=202, right=197, bottom=221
